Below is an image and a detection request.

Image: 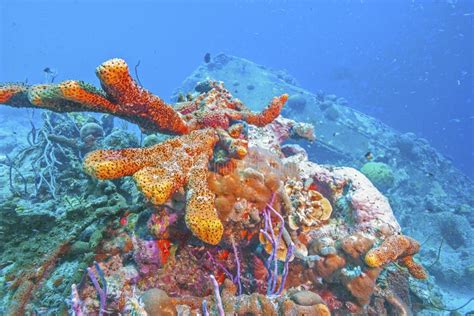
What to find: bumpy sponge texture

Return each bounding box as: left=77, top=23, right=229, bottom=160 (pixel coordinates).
left=185, top=154, right=223, bottom=245
left=364, top=235, right=420, bottom=268
left=399, top=255, right=427, bottom=279
left=244, top=94, right=288, bottom=126
left=84, top=129, right=223, bottom=244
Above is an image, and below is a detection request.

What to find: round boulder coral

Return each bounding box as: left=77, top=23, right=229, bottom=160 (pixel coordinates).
left=360, top=162, right=394, bottom=191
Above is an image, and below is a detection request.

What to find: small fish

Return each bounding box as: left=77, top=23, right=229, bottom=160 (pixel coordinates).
left=333, top=132, right=339, bottom=137
left=426, top=172, right=434, bottom=177
left=204, top=52, right=211, bottom=64
left=364, top=151, right=373, bottom=161
left=43, top=67, right=58, bottom=83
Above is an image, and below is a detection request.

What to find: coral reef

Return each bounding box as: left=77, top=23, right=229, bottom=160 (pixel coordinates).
left=1, top=59, right=289, bottom=245
left=0, top=57, right=431, bottom=315
left=177, top=54, right=474, bottom=312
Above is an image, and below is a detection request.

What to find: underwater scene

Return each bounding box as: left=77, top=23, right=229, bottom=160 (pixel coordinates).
left=0, top=1, right=473, bottom=315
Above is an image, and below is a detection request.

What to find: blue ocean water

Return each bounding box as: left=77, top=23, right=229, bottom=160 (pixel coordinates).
left=1, top=0, right=472, bottom=178
left=0, top=1, right=473, bottom=315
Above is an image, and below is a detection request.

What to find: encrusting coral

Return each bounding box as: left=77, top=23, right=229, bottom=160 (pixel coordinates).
left=285, top=179, right=333, bottom=231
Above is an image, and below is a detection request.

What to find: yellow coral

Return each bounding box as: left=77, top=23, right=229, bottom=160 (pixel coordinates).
left=259, top=226, right=289, bottom=261
left=133, top=166, right=186, bottom=205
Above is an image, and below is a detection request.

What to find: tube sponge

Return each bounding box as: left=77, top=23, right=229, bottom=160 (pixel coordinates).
left=185, top=154, right=223, bottom=245
left=364, top=235, right=420, bottom=268
left=244, top=94, right=288, bottom=126
left=399, top=255, right=428, bottom=279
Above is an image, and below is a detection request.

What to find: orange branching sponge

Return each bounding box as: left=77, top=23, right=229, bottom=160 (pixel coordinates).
left=0, top=60, right=189, bottom=134
left=176, top=81, right=288, bottom=132
left=185, top=154, right=224, bottom=245
left=57, top=80, right=120, bottom=113
left=243, top=94, right=289, bottom=126
left=0, top=83, right=28, bottom=104
left=95, top=58, right=189, bottom=134
left=84, top=146, right=153, bottom=180
left=399, top=255, right=428, bottom=279
left=84, top=129, right=223, bottom=244
left=364, top=235, right=421, bottom=268
left=1, top=59, right=288, bottom=246
left=1, top=60, right=287, bottom=136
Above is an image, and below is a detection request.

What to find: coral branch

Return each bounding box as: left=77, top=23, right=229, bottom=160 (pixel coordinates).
left=210, top=274, right=225, bottom=316
left=70, top=284, right=84, bottom=316
left=1, top=61, right=287, bottom=136
left=202, top=299, right=210, bottom=316
left=87, top=262, right=107, bottom=316
left=399, top=255, right=427, bottom=279
left=230, top=236, right=243, bottom=295
left=277, top=243, right=294, bottom=295
left=1, top=60, right=188, bottom=134
left=95, top=58, right=189, bottom=134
